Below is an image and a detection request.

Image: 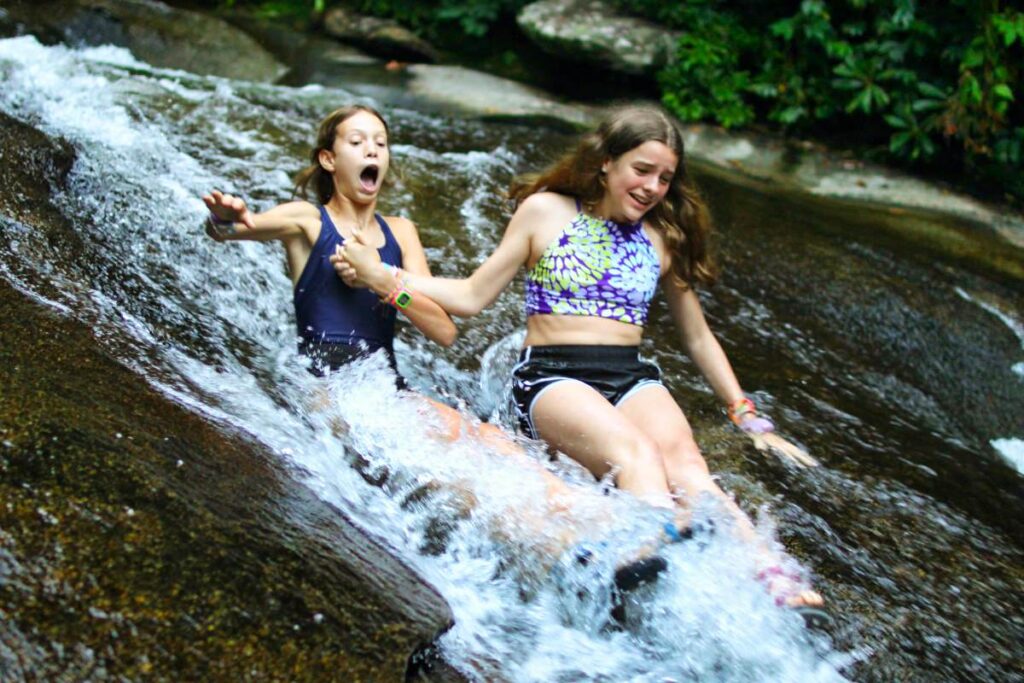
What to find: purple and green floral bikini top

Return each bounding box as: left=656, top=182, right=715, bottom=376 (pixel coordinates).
left=524, top=199, right=661, bottom=326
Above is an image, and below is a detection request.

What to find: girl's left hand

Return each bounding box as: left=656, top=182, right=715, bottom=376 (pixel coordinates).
left=331, top=228, right=389, bottom=291
left=737, top=413, right=774, bottom=435
left=331, top=245, right=362, bottom=287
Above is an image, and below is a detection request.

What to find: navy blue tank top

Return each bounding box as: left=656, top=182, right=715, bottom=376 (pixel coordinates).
left=293, top=206, right=403, bottom=350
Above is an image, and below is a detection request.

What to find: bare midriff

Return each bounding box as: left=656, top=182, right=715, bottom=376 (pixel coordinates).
left=524, top=314, right=645, bottom=347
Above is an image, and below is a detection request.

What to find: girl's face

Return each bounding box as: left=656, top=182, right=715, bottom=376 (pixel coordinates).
left=597, top=140, right=678, bottom=224
left=320, top=110, right=390, bottom=204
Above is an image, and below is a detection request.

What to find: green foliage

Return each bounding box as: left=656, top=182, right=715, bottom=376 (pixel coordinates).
left=350, top=0, right=527, bottom=38
left=615, top=0, right=1023, bottom=201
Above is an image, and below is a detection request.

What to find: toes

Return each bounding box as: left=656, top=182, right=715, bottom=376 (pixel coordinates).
left=785, top=590, right=824, bottom=608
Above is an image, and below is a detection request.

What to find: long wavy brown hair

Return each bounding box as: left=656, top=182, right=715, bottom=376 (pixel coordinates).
left=293, top=104, right=391, bottom=205
left=510, top=104, right=717, bottom=287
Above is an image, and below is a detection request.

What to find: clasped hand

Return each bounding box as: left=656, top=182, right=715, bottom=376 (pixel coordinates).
left=329, top=228, right=382, bottom=289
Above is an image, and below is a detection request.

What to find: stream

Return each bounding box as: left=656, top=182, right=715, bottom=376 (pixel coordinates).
left=1, top=28, right=1022, bottom=682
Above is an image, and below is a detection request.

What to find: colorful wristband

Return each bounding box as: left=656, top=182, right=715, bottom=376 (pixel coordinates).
left=390, top=288, right=413, bottom=309
left=727, top=397, right=757, bottom=425
left=380, top=266, right=413, bottom=310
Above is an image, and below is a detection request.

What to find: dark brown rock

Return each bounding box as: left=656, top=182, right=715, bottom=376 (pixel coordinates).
left=0, top=111, right=454, bottom=682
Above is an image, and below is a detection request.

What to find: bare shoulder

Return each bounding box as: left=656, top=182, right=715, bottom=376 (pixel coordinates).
left=511, top=192, right=577, bottom=236
left=259, top=200, right=319, bottom=225
left=516, top=191, right=576, bottom=217
left=643, top=219, right=672, bottom=273
left=282, top=200, right=321, bottom=220
left=381, top=214, right=417, bottom=238
left=381, top=214, right=422, bottom=250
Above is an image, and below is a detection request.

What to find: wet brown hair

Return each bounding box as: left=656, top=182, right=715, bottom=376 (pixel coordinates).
left=510, top=103, right=717, bottom=287
left=293, top=104, right=391, bottom=205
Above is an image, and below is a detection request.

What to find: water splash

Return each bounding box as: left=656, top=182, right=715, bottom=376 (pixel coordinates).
left=0, top=36, right=850, bottom=681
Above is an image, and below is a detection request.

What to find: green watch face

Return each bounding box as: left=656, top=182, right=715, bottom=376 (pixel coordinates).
left=394, top=290, right=412, bottom=309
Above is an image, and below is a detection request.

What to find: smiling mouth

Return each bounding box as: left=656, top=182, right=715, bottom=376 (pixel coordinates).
left=359, top=165, right=380, bottom=192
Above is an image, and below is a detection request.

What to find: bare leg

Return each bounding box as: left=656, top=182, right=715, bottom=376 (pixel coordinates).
left=617, top=385, right=824, bottom=609
left=531, top=380, right=676, bottom=509
left=415, top=396, right=575, bottom=506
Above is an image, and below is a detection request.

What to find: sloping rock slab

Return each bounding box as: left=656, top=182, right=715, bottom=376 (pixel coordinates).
left=406, top=64, right=596, bottom=130
left=0, top=110, right=453, bottom=681
left=517, top=0, right=679, bottom=77
left=1, top=0, right=286, bottom=81
left=323, top=6, right=438, bottom=63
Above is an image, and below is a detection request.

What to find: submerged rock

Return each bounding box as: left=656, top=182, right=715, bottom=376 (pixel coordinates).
left=0, top=111, right=454, bottom=682
left=517, top=0, right=680, bottom=77
left=0, top=0, right=286, bottom=81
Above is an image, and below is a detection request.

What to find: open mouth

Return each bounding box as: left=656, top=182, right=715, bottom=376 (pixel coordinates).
left=629, top=192, right=652, bottom=209
left=359, top=164, right=380, bottom=192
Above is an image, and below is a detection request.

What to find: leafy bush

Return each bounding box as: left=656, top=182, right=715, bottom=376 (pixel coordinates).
left=617, top=0, right=1023, bottom=201
left=349, top=0, right=528, bottom=38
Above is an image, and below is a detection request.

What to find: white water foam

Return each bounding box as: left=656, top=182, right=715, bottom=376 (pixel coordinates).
left=954, top=286, right=1024, bottom=380
left=0, top=36, right=849, bottom=681
left=991, top=438, right=1024, bottom=475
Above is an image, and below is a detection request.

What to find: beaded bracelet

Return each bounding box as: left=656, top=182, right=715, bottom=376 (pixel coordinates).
left=727, top=397, right=757, bottom=425
left=380, top=266, right=413, bottom=310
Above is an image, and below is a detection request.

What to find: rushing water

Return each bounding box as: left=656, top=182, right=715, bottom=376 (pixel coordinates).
left=1, top=34, right=1022, bottom=682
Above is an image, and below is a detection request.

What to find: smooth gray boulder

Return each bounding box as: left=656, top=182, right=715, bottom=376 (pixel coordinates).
left=405, top=64, right=596, bottom=129
left=517, top=0, right=680, bottom=77
left=0, top=0, right=286, bottom=82
left=322, top=6, right=438, bottom=63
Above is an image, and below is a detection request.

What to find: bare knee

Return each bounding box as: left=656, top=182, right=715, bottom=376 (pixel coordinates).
left=662, top=436, right=713, bottom=488
left=614, top=433, right=667, bottom=482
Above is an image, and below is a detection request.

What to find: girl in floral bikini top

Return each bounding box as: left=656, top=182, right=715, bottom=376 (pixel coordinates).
left=337, top=103, right=828, bottom=620
left=525, top=199, right=660, bottom=325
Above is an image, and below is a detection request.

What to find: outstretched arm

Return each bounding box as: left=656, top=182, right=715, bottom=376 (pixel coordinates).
left=664, top=282, right=747, bottom=408
left=664, top=280, right=818, bottom=466
left=344, top=193, right=546, bottom=318
left=202, top=190, right=314, bottom=242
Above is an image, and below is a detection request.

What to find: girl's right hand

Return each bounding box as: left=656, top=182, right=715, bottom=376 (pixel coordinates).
left=202, top=190, right=256, bottom=239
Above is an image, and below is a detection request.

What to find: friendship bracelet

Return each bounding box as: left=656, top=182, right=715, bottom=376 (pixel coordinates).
left=206, top=213, right=237, bottom=236
left=380, top=266, right=413, bottom=310
left=727, top=397, right=757, bottom=425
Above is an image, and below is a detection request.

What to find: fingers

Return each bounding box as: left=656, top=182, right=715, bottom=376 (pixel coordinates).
left=202, top=190, right=248, bottom=222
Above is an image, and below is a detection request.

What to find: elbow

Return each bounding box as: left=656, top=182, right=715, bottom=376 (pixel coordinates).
left=450, top=297, right=486, bottom=319
left=435, top=324, right=457, bottom=347
left=431, top=318, right=458, bottom=347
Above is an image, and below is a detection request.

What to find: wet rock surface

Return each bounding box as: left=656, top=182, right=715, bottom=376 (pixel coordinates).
left=0, top=0, right=285, bottom=81
left=0, top=111, right=454, bottom=682
left=405, top=64, right=595, bottom=130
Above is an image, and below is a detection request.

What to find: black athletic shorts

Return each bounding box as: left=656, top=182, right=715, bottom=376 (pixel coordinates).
left=298, top=340, right=408, bottom=390
left=510, top=345, right=663, bottom=439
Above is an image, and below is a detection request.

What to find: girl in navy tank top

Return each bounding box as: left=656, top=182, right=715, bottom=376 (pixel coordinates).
left=203, top=105, right=456, bottom=379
